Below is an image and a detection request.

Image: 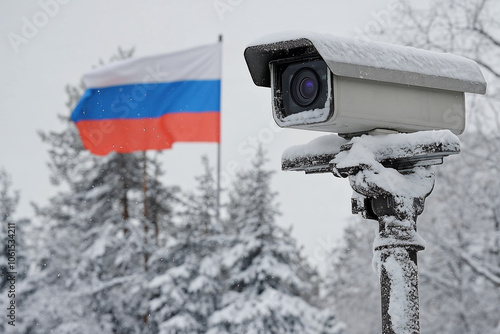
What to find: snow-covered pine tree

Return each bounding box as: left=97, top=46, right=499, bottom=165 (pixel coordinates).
left=143, top=152, right=179, bottom=248
left=148, top=156, right=224, bottom=333
left=416, top=132, right=500, bottom=333
left=20, top=154, right=152, bottom=333
left=19, top=48, right=179, bottom=334
left=323, top=218, right=380, bottom=334
left=208, top=147, right=342, bottom=334
left=0, top=169, right=29, bottom=332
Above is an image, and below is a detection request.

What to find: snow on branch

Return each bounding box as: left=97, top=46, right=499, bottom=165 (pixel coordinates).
left=79, top=274, right=141, bottom=297
left=459, top=251, right=500, bottom=287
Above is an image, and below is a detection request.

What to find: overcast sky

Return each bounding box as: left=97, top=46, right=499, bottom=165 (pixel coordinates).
left=1, top=0, right=403, bottom=268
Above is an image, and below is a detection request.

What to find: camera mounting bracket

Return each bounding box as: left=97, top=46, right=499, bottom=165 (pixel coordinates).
left=281, top=129, right=460, bottom=334
left=282, top=130, right=459, bottom=174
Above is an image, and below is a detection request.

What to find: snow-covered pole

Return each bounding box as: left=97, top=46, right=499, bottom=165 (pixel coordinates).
left=282, top=130, right=460, bottom=334
left=334, top=136, right=441, bottom=334
left=349, top=175, right=433, bottom=334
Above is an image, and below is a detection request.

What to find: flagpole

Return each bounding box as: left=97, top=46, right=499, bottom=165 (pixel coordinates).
left=216, top=34, right=223, bottom=221
left=142, top=150, right=150, bottom=272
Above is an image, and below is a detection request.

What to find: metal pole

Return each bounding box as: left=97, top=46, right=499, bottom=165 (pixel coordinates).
left=216, top=34, right=223, bottom=221
left=216, top=142, right=221, bottom=220
left=282, top=130, right=458, bottom=334
left=336, top=150, right=437, bottom=334
left=369, top=192, right=429, bottom=334
left=142, top=151, right=149, bottom=219
left=371, top=198, right=423, bottom=334
left=377, top=246, right=420, bottom=334
left=142, top=151, right=150, bottom=272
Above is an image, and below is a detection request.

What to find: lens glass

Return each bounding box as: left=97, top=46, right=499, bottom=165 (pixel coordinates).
left=300, top=78, right=316, bottom=99
left=292, top=69, right=319, bottom=107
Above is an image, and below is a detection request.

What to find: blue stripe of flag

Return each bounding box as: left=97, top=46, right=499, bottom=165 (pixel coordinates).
left=71, top=80, right=221, bottom=122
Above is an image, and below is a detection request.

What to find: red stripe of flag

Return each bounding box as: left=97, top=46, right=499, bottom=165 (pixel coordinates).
left=75, top=112, right=220, bottom=156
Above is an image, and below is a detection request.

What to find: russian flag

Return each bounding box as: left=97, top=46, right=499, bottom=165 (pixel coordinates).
left=71, top=43, right=221, bottom=156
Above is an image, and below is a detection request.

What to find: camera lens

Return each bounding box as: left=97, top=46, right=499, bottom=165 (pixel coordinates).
left=292, top=69, right=319, bottom=107
left=300, top=78, right=316, bottom=99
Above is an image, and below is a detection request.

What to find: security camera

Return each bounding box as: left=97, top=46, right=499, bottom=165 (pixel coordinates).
left=244, top=32, right=487, bottom=136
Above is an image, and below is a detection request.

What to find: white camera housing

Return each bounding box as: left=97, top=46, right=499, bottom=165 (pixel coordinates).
left=244, top=32, right=487, bottom=135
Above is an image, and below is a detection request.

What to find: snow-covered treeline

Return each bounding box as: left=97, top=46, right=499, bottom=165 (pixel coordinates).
left=0, top=49, right=343, bottom=334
